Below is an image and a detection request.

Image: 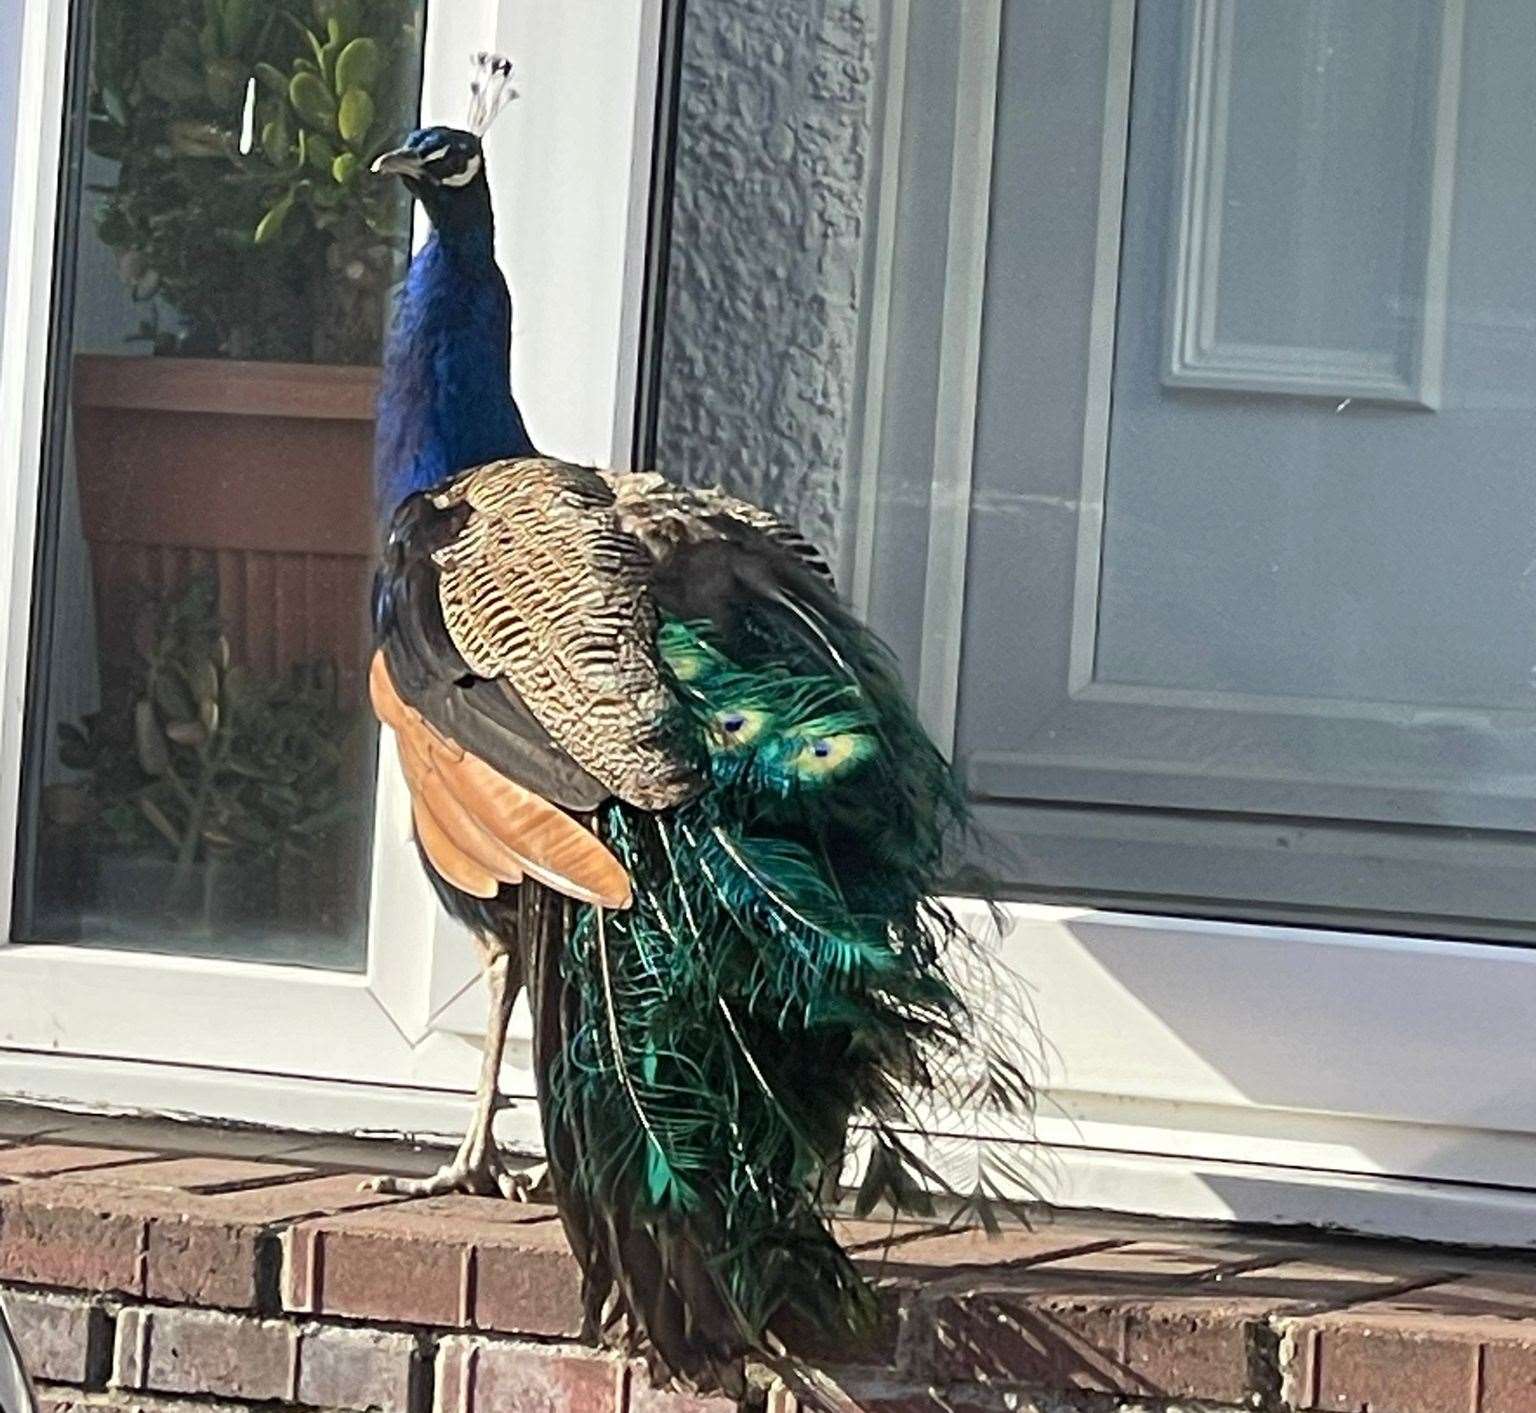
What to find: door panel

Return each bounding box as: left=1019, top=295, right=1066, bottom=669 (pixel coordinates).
left=1162, top=0, right=1461, bottom=407
left=952, top=0, right=1536, bottom=938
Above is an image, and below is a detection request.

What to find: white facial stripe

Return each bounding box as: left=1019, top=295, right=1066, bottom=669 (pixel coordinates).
left=420, top=146, right=451, bottom=164
left=439, top=153, right=483, bottom=188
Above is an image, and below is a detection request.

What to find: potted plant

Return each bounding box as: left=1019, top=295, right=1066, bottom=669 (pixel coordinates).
left=47, top=578, right=365, bottom=940
left=72, top=0, right=423, bottom=702
left=87, top=0, right=419, bottom=362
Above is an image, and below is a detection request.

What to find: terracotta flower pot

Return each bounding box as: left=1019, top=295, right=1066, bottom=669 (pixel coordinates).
left=71, top=355, right=381, bottom=704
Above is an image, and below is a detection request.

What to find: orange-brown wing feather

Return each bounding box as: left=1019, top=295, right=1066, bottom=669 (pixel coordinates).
left=431, top=747, right=630, bottom=907
left=399, top=732, right=528, bottom=886
left=371, top=652, right=632, bottom=909
left=411, top=796, right=498, bottom=898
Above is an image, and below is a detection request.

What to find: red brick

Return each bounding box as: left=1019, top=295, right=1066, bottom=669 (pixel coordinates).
left=1209, top=1256, right=1451, bottom=1306
left=1374, top=1270, right=1536, bottom=1320
left=473, top=1214, right=586, bottom=1337
left=839, top=1220, right=1128, bottom=1277
left=287, top=1222, right=470, bottom=1327
left=1028, top=1236, right=1298, bottom=1282
left=0, top=1181, right=150, bottom=1293
left=1282, top=1317, right=1478, bottom=1413
left=815, top=1223, right=1132, bottom=1370
left=296, top=1323, right=422, bottom=1413
left=199, top=1170, right=407, bottom=1223
left=0, top=1145, right=156, bottom=1180
left=628, top=1368, right=737, bottom=1411
left=85, top=1156, right=315, bottom=1193
left=0, top=1288, right=108, bottom=1384
left=0, top=1172, right=406, bottom=1308
left=916, top=1286, right=1264, bottom=1405
left=143, top=1173, right=403, bottom=1309
left=142, top=1213, right=264, bottom=1311
left=1484, top=1341, right=1536, bottom=1413
left=1279, top=1277, right=1536, bottom=1413
left=113, top=1305, right=296, bottom=1403
left=285, top=1195, right=582, bottom=1334
left=807, top=1372, right=1000, bottom=1412
left=37, top=1389, right=254, bottom=1413
left=434, top=1337, right=622, bottom=1413
left=905, top=1235, right=1460, bottom=1405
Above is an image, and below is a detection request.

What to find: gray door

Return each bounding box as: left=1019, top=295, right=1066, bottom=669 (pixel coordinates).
left=867, top=0, right=1536, bottom=940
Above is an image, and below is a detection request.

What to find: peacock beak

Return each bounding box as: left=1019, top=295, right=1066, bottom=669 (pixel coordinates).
left=371, top=147, right=427, bottom=179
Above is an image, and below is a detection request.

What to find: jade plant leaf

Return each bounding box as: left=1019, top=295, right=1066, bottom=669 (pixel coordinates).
left=290, top=70, right=337, bottom=131
left=165, top=720, right=209, bottom=748
left=306, top=130, right=337, bottom=172
left=261, top=114, right=291, bottom=167
left=320, top=33, right=343, bottom=85
left=101, top=84, right=129, bottom=126
left=337, top=87, right=374, bottom=145
left=253, top=192, right=294, bottom=244
left=314, top=0, right=364, bottom=41
left=254, top=61, right=289, bottom=96
left=333, top=37, right=380, bottom=93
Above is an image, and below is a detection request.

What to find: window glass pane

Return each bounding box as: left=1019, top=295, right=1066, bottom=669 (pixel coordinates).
left=16, top=0, right=427, bottom=969
left=650, top=0, right=1536, bottom=942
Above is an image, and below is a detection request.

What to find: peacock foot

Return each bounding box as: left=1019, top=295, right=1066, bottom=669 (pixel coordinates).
left=362, top=1140, right=545, bottom=1201
left=503, top=1160, right=549, bottom=1202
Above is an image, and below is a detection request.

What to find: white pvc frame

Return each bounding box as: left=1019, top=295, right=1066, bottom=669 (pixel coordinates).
left=0, top=0, right=663, bottom=1145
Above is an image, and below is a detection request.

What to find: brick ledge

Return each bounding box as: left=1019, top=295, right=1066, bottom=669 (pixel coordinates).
left=1, top=1105, right=1535, bottom=1411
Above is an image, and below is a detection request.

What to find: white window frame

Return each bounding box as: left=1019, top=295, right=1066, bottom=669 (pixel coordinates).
left=0, top=0, right=665, bottom=1150
left=1, top=0, right=1534, bottom=1253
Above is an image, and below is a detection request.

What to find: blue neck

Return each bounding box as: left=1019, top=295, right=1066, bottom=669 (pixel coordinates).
left=373, top=215, right=535, bottom=517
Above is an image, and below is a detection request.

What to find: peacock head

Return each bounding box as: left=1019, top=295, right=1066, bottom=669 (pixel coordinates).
left=372, top=126, right=488, bottom=226
left=371, top=53, right=517, bottom=232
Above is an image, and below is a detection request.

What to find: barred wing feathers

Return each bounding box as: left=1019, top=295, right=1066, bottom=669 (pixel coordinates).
left=601, top=470, right=834, bottom=586
left=433, top=459, right=697, bottom=812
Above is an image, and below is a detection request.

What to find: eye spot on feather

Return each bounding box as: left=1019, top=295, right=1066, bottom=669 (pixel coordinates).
left=711, top=707, right=767, bottom=749
left=668, top=652, right=706, bottom=682
left=792, top=733, right=875, bottom=779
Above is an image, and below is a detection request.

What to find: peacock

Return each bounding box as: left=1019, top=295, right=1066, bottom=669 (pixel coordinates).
left=365, top=54, right=1029, bottom=1398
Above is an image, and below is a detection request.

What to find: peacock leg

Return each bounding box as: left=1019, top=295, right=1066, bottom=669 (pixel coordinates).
left=364, top=938, right=540, bottom=1199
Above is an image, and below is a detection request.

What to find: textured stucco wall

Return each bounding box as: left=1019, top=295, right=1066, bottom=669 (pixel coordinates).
left=653, top=0, right=878, bottom=571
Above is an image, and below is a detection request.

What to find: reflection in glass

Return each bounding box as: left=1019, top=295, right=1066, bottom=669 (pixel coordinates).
left=18, top=0, right=428, bottom=969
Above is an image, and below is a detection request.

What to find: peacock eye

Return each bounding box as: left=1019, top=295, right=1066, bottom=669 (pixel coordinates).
left=722, top=713, right=746, bottom=734
left=811, top=739, right=831, bottom=758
